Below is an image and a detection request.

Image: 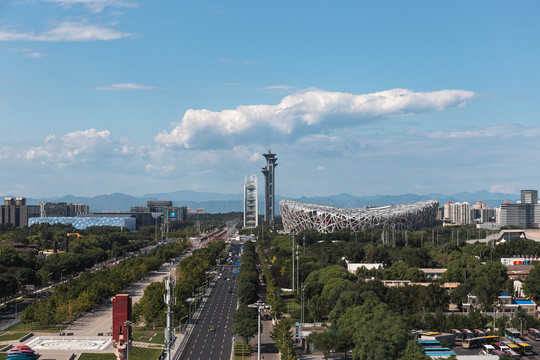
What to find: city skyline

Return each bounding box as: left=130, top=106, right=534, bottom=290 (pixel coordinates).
left=1, top=1, right=539, bottom=198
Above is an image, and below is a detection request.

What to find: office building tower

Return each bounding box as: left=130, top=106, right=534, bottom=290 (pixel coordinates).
left=501, top=190, right=540, bottom=228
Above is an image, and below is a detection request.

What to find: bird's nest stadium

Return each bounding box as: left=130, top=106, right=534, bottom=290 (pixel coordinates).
left=279, top=199, right=439, bottom=234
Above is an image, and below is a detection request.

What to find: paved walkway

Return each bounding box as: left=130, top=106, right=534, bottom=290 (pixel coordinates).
left=248, top=318, right=280, bottom=360
left=14, top=257, right=184, bottom=359
left=66, top=261, right=178, bottom=336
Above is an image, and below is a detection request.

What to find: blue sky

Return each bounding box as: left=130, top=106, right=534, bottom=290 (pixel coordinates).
left=1, top=0, right=539, bottom=198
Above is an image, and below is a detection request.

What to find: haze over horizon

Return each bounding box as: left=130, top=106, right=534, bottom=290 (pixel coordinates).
left=1, top=1, right=539, bottom=198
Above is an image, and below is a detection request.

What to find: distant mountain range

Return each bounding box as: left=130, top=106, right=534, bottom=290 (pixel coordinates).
left=17, top=190, right=520, bottom=213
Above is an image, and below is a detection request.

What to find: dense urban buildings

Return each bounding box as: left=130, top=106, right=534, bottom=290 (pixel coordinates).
left=131, top=201, right=187, bottom=223
left=1, top=197, right=33, bottom=227
left=442, top=201, right=497, bottom=225
left=500, top=189, right=540, bottom=228
left=243, top=174, right=258, bottom=228
left=39, top=202, right=89, bottom=217
left=279, top=199, right=439, bottom=234
left=261, top=150, right=277, bottom=225
left=1, top=198, right=89, bottom=227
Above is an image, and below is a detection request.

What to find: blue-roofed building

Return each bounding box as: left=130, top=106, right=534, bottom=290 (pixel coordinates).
left=29, top=216, right=136, bottom=231
left=463, top=292, right=538, bottom=318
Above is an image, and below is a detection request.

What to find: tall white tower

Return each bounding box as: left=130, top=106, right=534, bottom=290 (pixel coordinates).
left=244, top=174, right=258, bottom=228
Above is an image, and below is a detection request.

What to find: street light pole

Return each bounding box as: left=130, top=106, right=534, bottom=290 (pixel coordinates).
left=249, top=302, right=271, bottom=360
left=258, top=306, right=261, bottom=360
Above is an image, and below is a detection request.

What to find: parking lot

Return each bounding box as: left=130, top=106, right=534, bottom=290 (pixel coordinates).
left=451, top=338, right=540, bottom=359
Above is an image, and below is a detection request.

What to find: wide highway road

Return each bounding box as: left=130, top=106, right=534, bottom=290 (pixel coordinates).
left=179, top=243, right=242, bottom=360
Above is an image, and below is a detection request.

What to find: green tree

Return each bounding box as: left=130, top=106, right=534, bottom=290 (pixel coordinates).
left=0, top=245, right=20, bottom=267
left=270, top=318, right=297, bottom=360
left=307, top=331, right=333, bottom=360
left=524, top=262, right=540, bottom=302
left=399, top=340, right=430, bottom=360
left=232, top=305, right=258, bottom=344
left=0, top=272, right=18, bottom=299
left=474, top=261, right=508, bottom=310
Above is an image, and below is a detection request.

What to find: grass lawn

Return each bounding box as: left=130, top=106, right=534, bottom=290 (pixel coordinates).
left=4, top=322, right=64, bottom=332
left=132, top=329, right=165, bottom=344
left=0, top=332, right=29, bottom=341
left=80, top=347, right=162, bottom=360
left=0, top=354, right=6, bottom=360
left=78, top=354, right=116, bottom=360
left=130, top=347, right=163, bottom=360
left=233, top=340, right=251, bottom=360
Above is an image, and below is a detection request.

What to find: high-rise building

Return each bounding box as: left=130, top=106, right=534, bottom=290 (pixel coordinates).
left=39, top=202, right=89, bottom=217
left=130, top=201, right=187, bottom=224
left=521, top=190, right=538, bottom=205
left=500, top=190, right=540, bottom=228
left=261, top=150, right=277, bottom=225
left=1, top=197, right=39, bottom=227
left=243, top=174, right=258, bottom=228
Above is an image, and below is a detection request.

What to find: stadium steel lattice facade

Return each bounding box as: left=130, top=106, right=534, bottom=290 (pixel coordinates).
left=279, top=199, right=439, bottom=234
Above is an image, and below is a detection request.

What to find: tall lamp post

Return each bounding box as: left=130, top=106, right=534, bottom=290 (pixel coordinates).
left=151, top=212, right=163, bottom=242
left=249, top=302, right=271, bottom=360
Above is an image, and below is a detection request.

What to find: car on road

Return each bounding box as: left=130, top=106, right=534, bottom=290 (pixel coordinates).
left=209, top=326, right=216, bottom=332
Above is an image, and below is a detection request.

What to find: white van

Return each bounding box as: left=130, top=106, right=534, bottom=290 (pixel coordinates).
left=481, top=344, right=495, bottom=355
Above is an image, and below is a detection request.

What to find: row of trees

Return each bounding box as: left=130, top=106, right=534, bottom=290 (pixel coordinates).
left=133, top=240, right=226, bottom=327
left=256, top=223, right=540, bottom=360
left=0, top=223, right=157, bottom=299
left=20, top=241, right=189, bottom=327
left=232, top=241, right=260, bottom=345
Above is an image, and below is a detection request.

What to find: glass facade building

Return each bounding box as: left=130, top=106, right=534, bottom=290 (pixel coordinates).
left=29, top=216, right=136, bottom=231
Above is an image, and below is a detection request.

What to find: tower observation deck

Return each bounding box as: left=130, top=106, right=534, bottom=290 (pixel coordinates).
left=261, top=151, right=277, bottom=225
left=243, top=174, right=258, bottom=228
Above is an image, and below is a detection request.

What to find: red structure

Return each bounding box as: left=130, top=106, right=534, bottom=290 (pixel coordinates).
left=112, top=294, right=132, bottom=346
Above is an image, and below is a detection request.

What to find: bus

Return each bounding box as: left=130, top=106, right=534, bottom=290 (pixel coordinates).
left=451, top=329, right=464, bottom=343
left=481, top=344, right=495, bottom=355
left=528, top=328, right=540, bottom=341
left=493, top=342, right=510, bottom=352
left=505, top=328, right=521, bottom=342
left=507, top=343, right=521, bottom=353
left=518, top=342, right=533, bottom=356
left=484, top=335, right=499, bottom=344
left=462, top=337, right=486, bottom=349
left=424, top=347, right=451, bottom=352
left=504, top=349, right=521, bottom=359
left=474, top=329, right=487, bottom=337
left=417, top=340, right=441, bottom=347
left=462, top=328, right=475, bottom=339
left=423, top=351, right=456, bottom=357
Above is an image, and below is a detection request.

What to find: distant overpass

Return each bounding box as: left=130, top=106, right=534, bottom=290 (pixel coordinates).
left=466, top=229, right=540, bottom=244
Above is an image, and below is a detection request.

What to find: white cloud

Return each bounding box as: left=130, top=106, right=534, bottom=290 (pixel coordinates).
left=26, top=129, right=132, bottom=166
left=42, top=0, right=137, bottom=13
left=0, top=21, right=133, bottom=42
left=264, top=85, right=294, bottom=90
left=156, top=88, right=478, bottom=149
left=412, top=124, right=540, bottom=139
left=10, top=48, right=47, bottom=58
left=93, top=83, right=158, bottom=91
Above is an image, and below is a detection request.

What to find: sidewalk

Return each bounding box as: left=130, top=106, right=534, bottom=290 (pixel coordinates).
left=248, top=319, right=280, bottom=360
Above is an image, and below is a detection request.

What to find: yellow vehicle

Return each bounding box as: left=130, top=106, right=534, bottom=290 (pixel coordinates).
left=484, top=335, right=499, bottom=344
left=518, top=342, right=533, bottom=356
